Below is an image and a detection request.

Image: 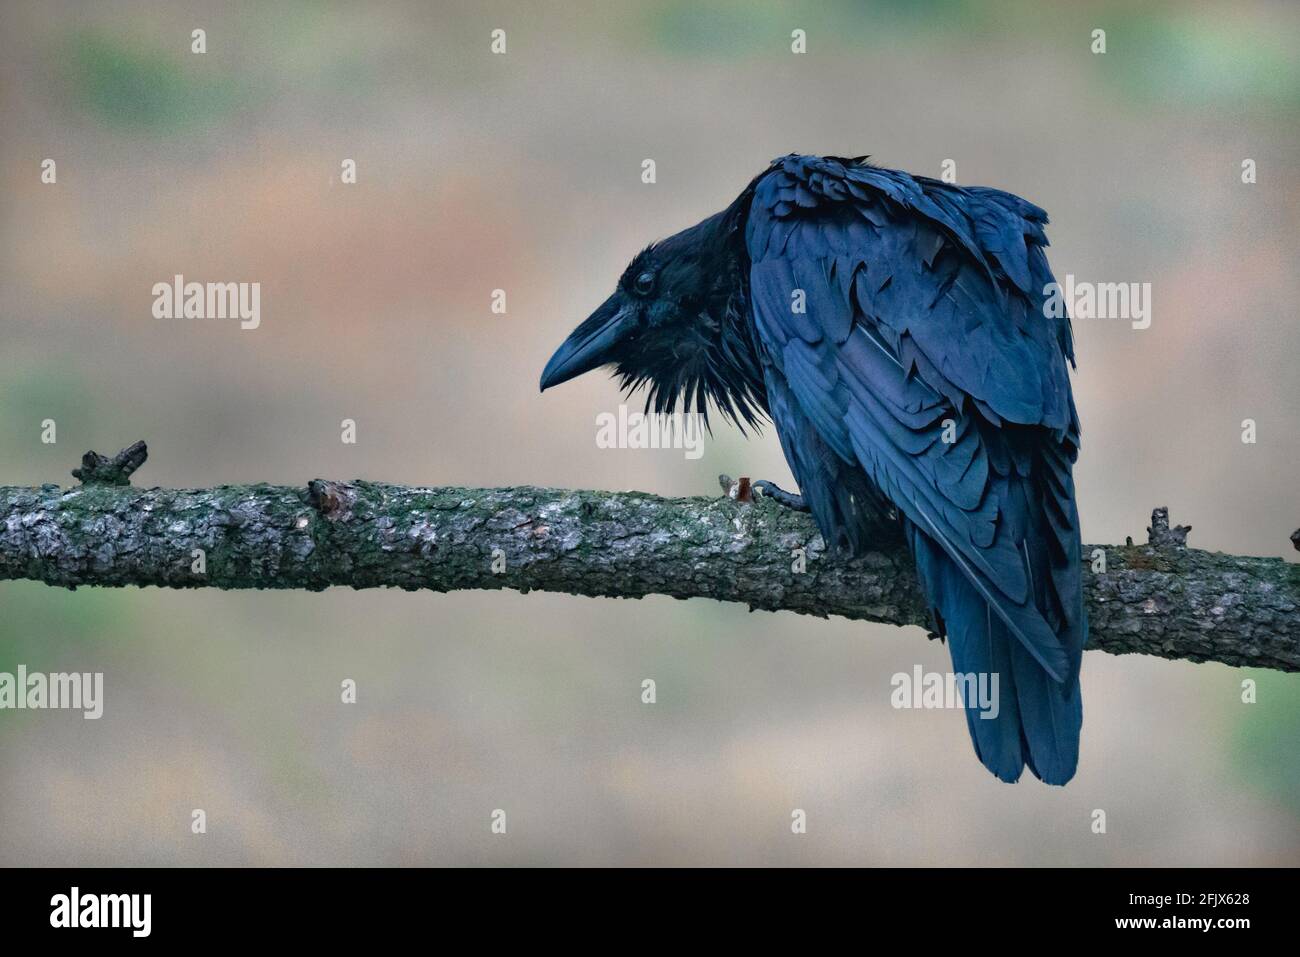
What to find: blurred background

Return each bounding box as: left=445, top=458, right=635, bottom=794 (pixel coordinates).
left=1, top=0, right=1297, bottom=865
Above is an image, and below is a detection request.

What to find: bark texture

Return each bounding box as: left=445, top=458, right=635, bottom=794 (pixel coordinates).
left=1, top=445, right=1296, bottom=672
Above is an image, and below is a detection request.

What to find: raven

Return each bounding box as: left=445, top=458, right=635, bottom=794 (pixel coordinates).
left=541, top=155, right=1084, bottom=785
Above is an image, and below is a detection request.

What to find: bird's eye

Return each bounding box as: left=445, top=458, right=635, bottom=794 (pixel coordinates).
left=633, top=271, right=655, bottom=295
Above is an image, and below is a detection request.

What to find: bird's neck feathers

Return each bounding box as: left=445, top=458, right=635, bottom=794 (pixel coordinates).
left=628, top=199, right=768, bottom=431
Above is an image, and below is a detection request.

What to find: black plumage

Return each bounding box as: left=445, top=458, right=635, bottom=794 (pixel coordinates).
left=542, top=154, right=1085, bottom=784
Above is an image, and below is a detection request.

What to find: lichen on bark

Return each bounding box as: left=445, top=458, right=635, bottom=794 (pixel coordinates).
left=0, top=444, right=1296, bottom=672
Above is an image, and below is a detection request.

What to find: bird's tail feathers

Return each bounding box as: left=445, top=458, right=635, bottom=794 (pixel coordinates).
left=908, top=523, right=1082, bottom=785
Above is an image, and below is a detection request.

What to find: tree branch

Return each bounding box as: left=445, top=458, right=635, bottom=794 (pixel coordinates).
left=1, top=444, right=1296, bottom=672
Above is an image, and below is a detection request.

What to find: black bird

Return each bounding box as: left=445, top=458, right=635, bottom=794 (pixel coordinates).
left=541, top=155, right=1085, bottom=785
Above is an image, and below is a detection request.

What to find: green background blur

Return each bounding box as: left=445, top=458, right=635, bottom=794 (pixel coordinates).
left=1, top=0, right=1297, bottom=865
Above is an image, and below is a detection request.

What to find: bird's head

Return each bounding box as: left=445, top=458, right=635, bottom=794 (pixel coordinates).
left=540, top=206, right=765, bottom=427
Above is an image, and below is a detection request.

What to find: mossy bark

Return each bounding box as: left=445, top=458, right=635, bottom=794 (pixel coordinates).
left=2, top=473, right=1295, bottom=672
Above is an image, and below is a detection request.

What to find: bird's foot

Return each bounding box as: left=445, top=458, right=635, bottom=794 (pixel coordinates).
left=752, top=480, right=810, bottom=512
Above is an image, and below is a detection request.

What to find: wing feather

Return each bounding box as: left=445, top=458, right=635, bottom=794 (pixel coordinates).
left=745, top=156, right=1086, bottom=756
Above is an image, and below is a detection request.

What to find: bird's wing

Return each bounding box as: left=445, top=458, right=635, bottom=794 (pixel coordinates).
left=744, top=155, right=1084, bottom=684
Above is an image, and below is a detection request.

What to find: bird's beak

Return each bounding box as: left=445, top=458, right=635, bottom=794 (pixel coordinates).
left=539, top=294, right=636, bottom=392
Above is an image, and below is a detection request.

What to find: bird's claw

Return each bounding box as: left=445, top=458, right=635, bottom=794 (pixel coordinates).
left=752, top=480, right=810, bottom=512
